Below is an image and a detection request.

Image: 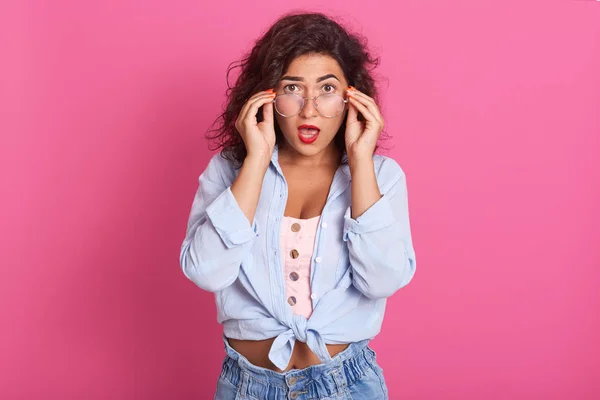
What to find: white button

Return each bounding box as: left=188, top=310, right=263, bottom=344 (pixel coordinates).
left=315, top=257, right=322, bottom=263
left=321, top=222, right=328, bottom=228
left=310, top=293, right=317, bottom=300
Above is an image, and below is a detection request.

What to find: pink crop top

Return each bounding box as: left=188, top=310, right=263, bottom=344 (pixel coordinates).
left=279, top=215, right=321, bottom=319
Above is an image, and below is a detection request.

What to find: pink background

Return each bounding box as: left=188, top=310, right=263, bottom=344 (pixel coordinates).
left=1, top=1, right=599, bottom=399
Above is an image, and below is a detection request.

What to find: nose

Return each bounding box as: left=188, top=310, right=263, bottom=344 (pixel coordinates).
left=299, top=97, right=318, bottom=119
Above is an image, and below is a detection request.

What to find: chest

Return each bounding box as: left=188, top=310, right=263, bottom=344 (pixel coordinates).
left=280, top=165, right=337, bottom=220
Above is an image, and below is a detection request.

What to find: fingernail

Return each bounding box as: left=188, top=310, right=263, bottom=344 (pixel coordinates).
left=347, top=86, right=356, bottom=91
left=266, top=88, right=275, bottom=93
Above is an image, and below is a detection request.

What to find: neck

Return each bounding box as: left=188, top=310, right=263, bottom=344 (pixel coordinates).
left=278, top=141, right=342, bottom=167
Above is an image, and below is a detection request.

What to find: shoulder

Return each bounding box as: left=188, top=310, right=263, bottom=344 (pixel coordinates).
left=372, top=154, right=406, bottom=192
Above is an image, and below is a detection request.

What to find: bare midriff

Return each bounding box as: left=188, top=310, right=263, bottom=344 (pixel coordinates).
left=227, top=337, right=350, bottom=372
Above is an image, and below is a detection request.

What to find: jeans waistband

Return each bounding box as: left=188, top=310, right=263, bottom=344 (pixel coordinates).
left=220, top=336, right=376, bottom=399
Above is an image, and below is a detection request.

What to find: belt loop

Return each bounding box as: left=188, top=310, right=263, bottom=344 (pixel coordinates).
left=331, top=368, right=346, bottom=396
left=238, top=371, right=250, bottom=398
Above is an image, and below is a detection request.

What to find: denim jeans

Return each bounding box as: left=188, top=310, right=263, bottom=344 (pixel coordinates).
left=214, top=337, right=389, bottom=400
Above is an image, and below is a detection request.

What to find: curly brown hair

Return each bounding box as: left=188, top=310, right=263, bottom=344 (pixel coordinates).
left=206, top=11, right=385, bottom=167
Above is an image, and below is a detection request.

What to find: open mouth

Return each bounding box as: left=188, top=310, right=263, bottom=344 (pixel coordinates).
left=297, top=125, right=320, bottom=144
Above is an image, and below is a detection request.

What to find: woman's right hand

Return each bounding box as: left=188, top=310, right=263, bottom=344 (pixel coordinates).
left=234, top=89, right=277, bottom=162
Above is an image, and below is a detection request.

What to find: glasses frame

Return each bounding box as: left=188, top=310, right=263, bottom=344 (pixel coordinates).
left=272, top=93, right=348, bottom=118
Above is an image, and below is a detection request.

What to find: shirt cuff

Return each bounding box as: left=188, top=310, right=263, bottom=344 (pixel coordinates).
left=205, top=187, right=259, bottom=248
left=343, top=194, right=395, bottom=241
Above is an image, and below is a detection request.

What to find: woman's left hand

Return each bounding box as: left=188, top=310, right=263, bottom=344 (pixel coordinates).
left=344, top=86, right=384, bottom=162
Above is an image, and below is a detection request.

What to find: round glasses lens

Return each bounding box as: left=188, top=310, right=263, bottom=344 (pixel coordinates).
left=274, top=94, right=303, bottom=117
left=316, top=94, right=345, bottom=117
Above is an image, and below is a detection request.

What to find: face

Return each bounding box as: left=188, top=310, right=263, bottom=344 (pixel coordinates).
left=274, top=53, right=349, bottom=158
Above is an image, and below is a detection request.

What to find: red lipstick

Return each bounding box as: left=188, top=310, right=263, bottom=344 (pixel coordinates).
left=297, top=125, right=320, bottom=144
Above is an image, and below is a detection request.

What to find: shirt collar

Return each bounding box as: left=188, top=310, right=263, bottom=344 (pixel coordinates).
left=271, top=144, right=351, bottom=201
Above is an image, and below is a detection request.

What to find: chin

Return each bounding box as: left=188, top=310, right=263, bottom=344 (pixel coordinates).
left=281, top=133, right=334, bottom=156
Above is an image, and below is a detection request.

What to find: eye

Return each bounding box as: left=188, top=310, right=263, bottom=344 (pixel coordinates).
left=322, top=84, right=337, bottom=93
left=283, top=84, right=300, bottom=92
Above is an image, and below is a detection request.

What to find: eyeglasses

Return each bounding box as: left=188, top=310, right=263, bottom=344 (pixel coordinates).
left=273, top=93, right=348, bottom=118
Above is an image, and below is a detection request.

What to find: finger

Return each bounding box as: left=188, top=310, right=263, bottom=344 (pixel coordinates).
left=238, top=90, right=275, bottom=121
left=243, top=94, right=276, bottom=127
left=347, top=89, right=384, bottom=125
left=347, top=94, right=383, bottom=126
left=238, top=92, right=275, bottom=126
left=347, top=97, right=383, bottom=143
left=347, top=96, right=378, bottom=126
left=347, top=87, right=376, bottom=103
left=346, top=96, right=358, bottom=126
left=261, top=98, right=274, bottom=125
left=238, top=91, right=275, bottom=121
left=346, top=86, right=375, bottom=102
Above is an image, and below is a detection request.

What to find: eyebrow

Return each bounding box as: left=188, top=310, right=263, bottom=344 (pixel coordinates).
left=280, top=74, right=340, bottom=83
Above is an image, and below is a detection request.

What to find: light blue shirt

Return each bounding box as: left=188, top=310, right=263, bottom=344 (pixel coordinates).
left=180, top=145, right=416, bottom=371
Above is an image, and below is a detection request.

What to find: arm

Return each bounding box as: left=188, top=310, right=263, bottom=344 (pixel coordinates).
left=179, top=154, right=268, bottom=292
left=349, top=156, right=381, bottom=219
left=344, top=157, right=417, bottom=299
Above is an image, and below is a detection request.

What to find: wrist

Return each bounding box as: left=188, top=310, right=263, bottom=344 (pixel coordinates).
left=244, top=153, right=271, bottom=171
left=347, top=153, right=374, bottom=171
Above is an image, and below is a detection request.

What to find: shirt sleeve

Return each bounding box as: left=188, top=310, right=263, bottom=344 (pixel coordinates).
left=179, top=154, right=259, bottom=292
left=343, top=157, right=417, bottom=299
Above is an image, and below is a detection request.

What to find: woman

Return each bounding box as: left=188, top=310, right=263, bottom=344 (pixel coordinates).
left=180, top=12, right=416, bottom=399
